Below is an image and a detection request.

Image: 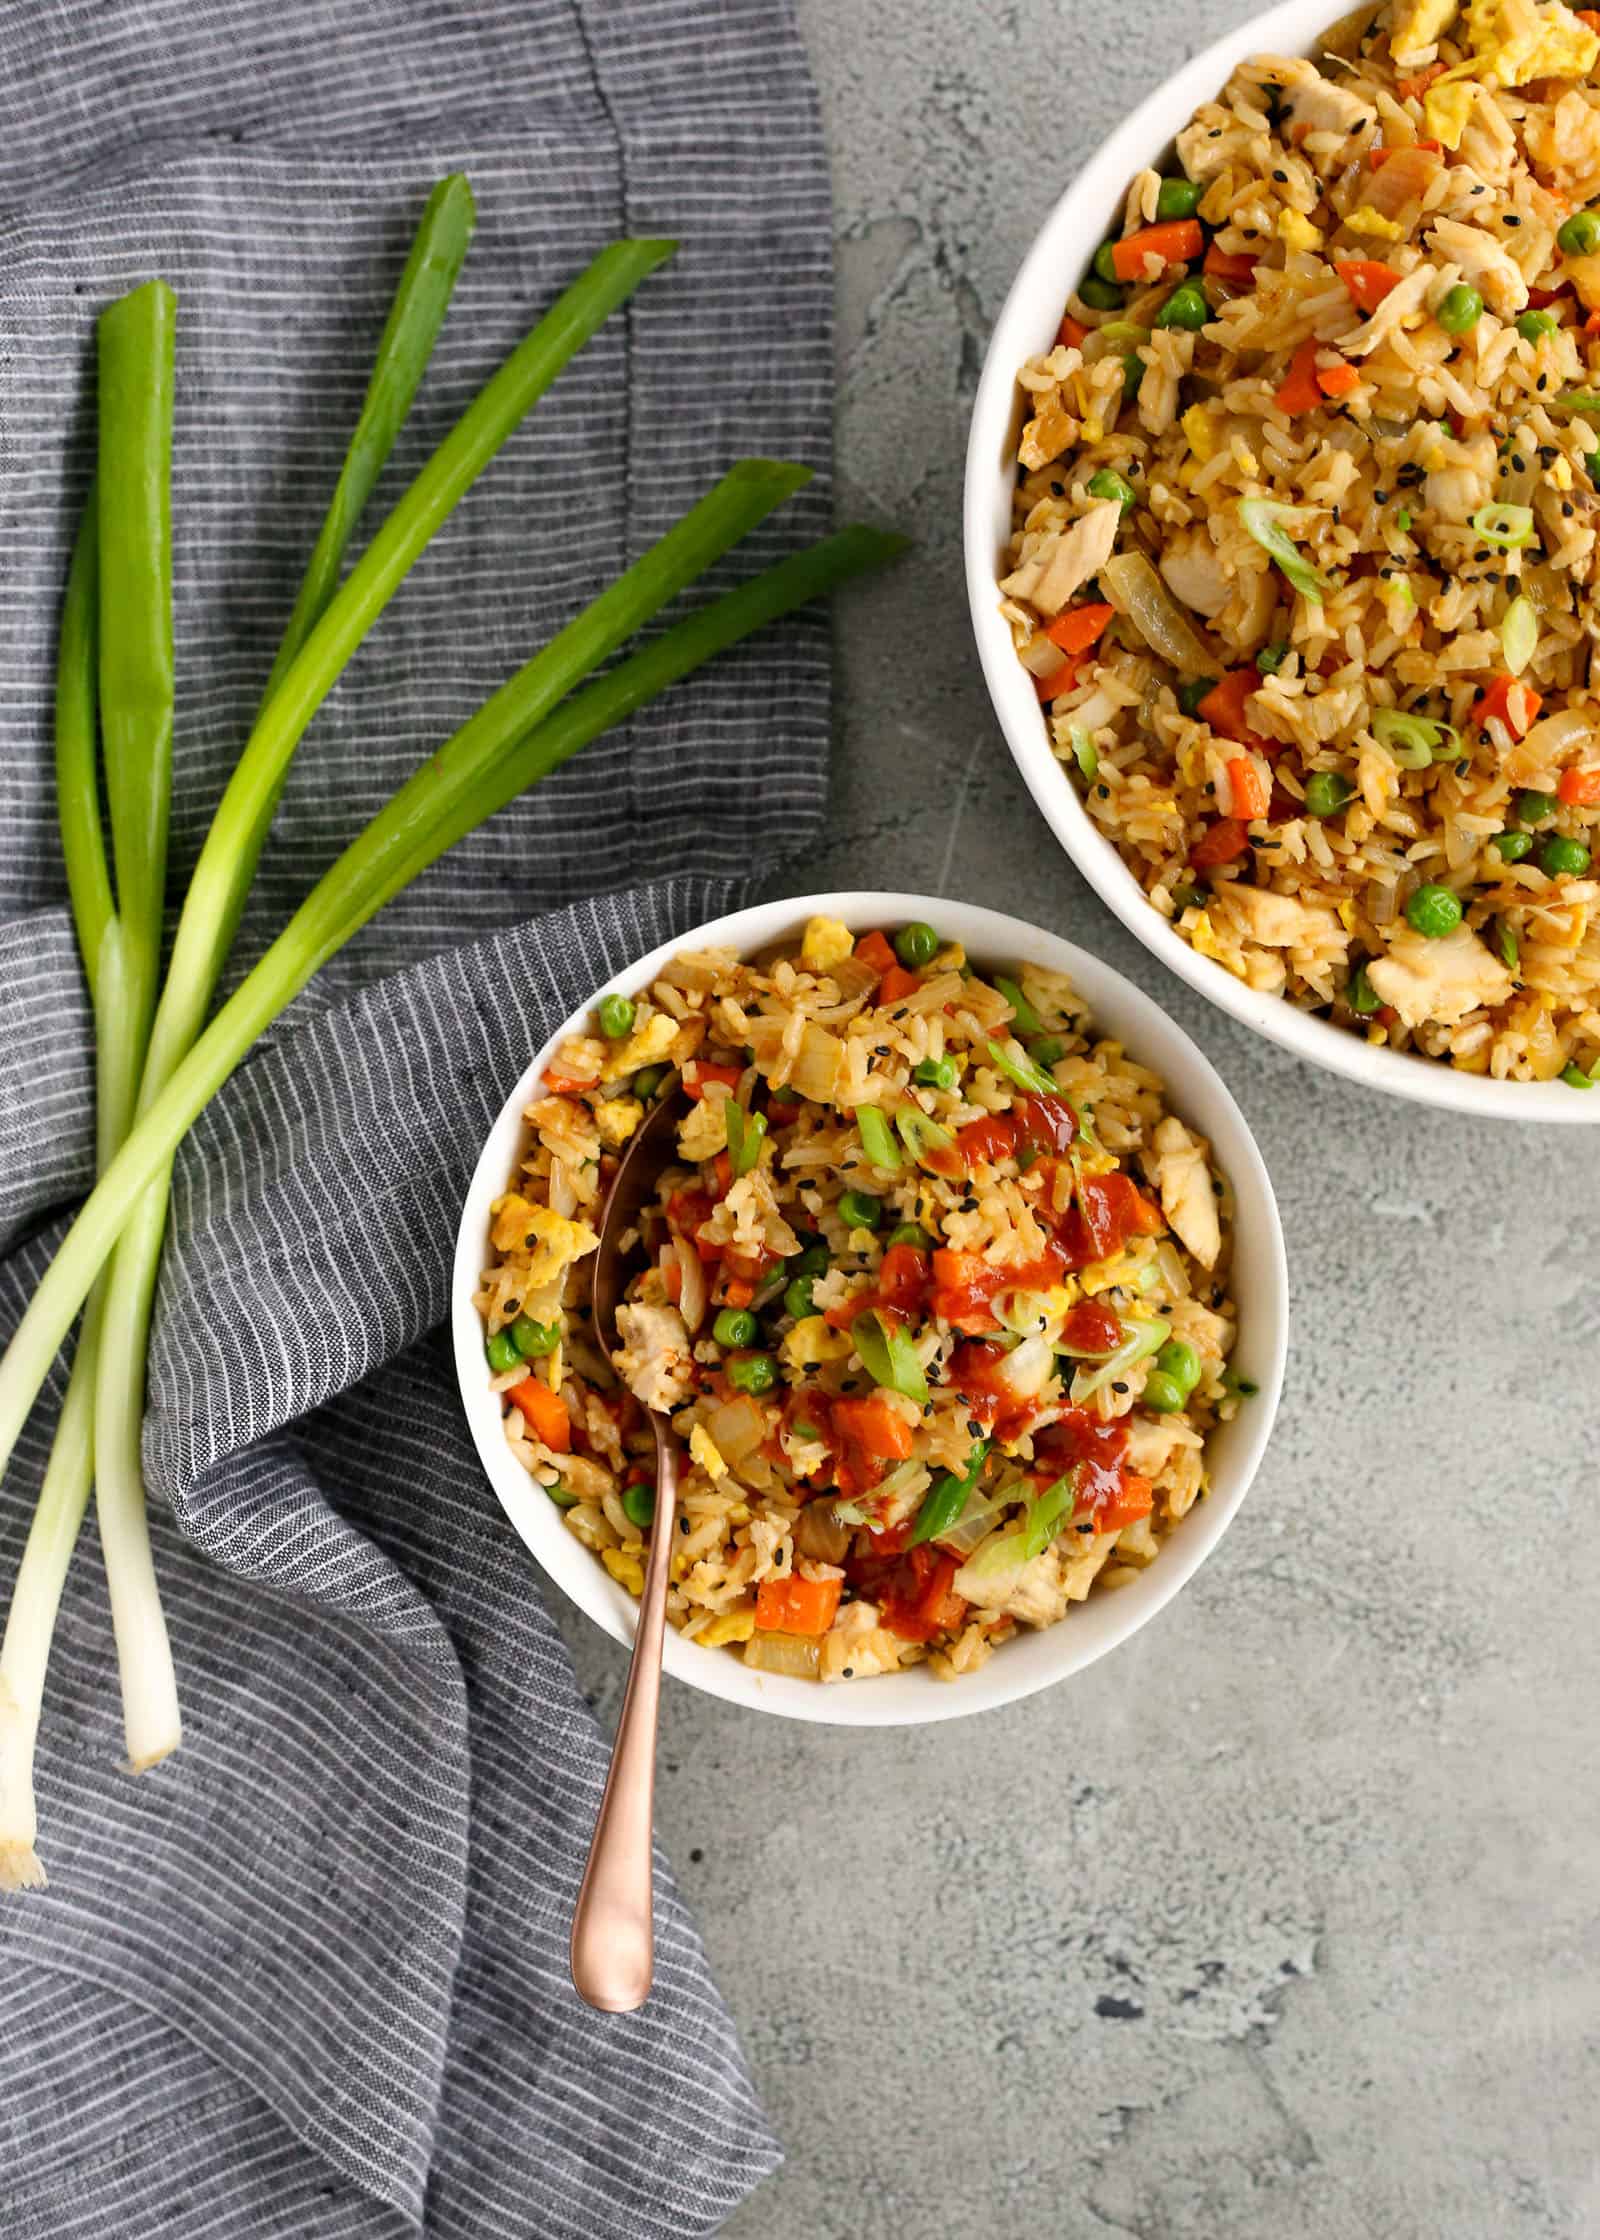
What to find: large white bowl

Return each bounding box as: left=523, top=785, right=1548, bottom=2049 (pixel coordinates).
left=964, top=0, right=1599, bottom=1124
left=452, top=891, right=1288, bottom=1727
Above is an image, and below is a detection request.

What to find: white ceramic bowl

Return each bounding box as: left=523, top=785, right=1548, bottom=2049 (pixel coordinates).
left=964, top=0, right=1599, bottom=1125
left=453, top=891, right=1288, bottom=1726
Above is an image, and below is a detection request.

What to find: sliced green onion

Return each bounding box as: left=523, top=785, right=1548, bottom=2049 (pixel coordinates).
left=724, top=1099, right=766, bottom=1178
left=852, top=1309, right=928, bottom=1403
left=1553, top=390, right=1600, bottom=413
left=854, top=1105, right=902, bottom=1172
left=985, top=1036, right=1060, bottom=1099
left=1069, top=723, right=1098, bottom=781
left=1239, top=497, right=1328, bottom=602
left=1020, top=1471, right=1082, bottom=1561
left=1561, top=1060, right=1598, bottom=1088
left=1096, top=320, right=1151, bottom=346
left=994, top=974, right=1044, bottom=1035
left=894, top=1106, right=956, bottom=1170
left=1371, top=708, right=1458, bottom=768
left=1501, top=593, right=1539, bottom=676
left=908, top=1441, right=989, bottom=1546
left=1470, top=502, right=1535, bottom=551
left=1073, top=1316, right=1170, bottom=1403
left=1493, top=918, right=1520, bottom=972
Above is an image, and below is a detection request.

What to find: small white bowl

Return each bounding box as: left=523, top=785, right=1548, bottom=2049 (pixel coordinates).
left=452, top=891, right=1288, bottom=1726
left=963, top=0, right=1600, bottom=1125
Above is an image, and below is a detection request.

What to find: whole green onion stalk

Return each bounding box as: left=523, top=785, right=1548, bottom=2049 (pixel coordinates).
left=0, top=274, right=177, bottom=1886
left=91, top=214, right=653, bottom=1780
left=0, top=497, right=905, bottom=1816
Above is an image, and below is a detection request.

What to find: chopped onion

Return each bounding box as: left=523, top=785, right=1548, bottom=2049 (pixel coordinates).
left=706, top=1392, right=767, bottom=1463
left=673, top=1232, right=707, bottom=1331
left=936, top=1486, right=1019, bottom=1557
left=990, top=1329, right=1055, bottom=1401
left=744, top=1631, right=822, bottom=1679
left=853, top=1309, right=929, bottom=1402
left=1153, top=1239, right=1191, bottom=1299
left=1018, top=633, right=1069, bottom=681
left=1101, top=550, right=1216, bottom=676
left=1501, top=595, right=1539, bottom=677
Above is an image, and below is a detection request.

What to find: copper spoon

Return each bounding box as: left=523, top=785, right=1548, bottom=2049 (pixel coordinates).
left=570, top=1084, right=688, bottom=2012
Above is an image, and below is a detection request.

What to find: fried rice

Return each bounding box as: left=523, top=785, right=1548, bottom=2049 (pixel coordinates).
left=475, top=916, right=1246, bottom=1686
left=1003, top=0, right=1600, bottom=1085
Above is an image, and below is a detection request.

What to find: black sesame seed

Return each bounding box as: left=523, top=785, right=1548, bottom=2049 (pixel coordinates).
left=842, top=1667, right=854, bottom=1678
left=967, top=1418, right=983, bottom=1437
left=1076, top=1521, right=1094, bottom=1534
left=1272, top=167, right=1288, bottom=182
left=1503, top=213, right=1521, bottom=226
left=679, top=1517, right=689, bottom=1533
left=1112, top=1380, right=1130, bottom=1394
left=1512, top=455, right=1526, bottom=473
left=1563, top=500, right=1576, bottom=516
left=1097, top=783, right=1110, bottom=798
left=874, top=1042, right=890, bottom=1055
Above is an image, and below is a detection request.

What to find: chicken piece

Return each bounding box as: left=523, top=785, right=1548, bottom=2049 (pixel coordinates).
left=1159, top=526, right=1231, bottom=618
left=1525, top=87, right=1600, bottom=209
left=1342, top=261, right=1435, bottom=354
left=1423, top=428, right=1499, bottom=523
left=1427, top=216, right=1529, bottom=314
left=1226, top=884, right=1348, bottom=954
left=952, top=1544, right=1070, bottom=1630
left=1152, top=1114, right=1222, bottom=1270
left=489, top=1195, right=601, bottom=1285
left=1280, top=58, right=1379, bottom=145
left=1124, top=1414, right=1195, bottom=1479
left=1175, top=113, right=1233, bottom=185
left=613, top=1300, right=695, bottom=1413
left=677, top=1093, right=728, bottom=1163
left=1028, top=502, right=1122, bottom=619
left=818, top=1599, right=910, bottom=1682
left=1367, top=924, right=1514, bottom=1028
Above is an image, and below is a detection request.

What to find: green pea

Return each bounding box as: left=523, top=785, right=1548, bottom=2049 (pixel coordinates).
left=1255, top=643, right=1289, bottom=675
left=1559, top=207, right=1600, bottom=256
left=1142, top=1371, right=1185, bottom=1414
left=1517, top=309, right=1558, bottom=343
left=1154, top=282, right=1209, bottom=332
left=1087, top=467, right=1137, bottom=513
left=1154, top=1339, right=1202, bottom=1399
left=886, top=1222, right=934, bottom=1250
left=1492, top=829, right=1533, bottom=862
left=632, top=1063, right=669, bottom=1100
left=1348, top=961, right=1380, bottom=1016
left=1540, top=834, right=1592, bottom=877
left=597, top=992, right=635, bottom=1039
left=622, top=1480, right=656, bottom=1530
left=1303, top=771, right=1353, bottom=818
left=783, top=1275, right=816, bottom=1320
left=1405, top=883, right=1464, bottom=938
left=837, top=1188, right=882, bottom=1231
left=727, top=1352, right=778, bottom=1396
left=546, top=1482, right=580, bottom=1510
left=1516, top=789, right=1557, bottom=825
left=1171, top=885, right=1203, bottom=918
left=1178, top=676, right=1217, bottom=716
left=1437, top=284, right=1483, bottom=335
left=913, top=1057, right=959, bottom=1090
left=512, top=1316, right=560, bottom=1359
left=1029, top=1036, right=1067, bottom=1069
left=1093, top=241, right=1122, bottom=284
left=894, top=920, right=940, bottom=970
left=712, top=1307, right=759, bottom=1348
left=485, top=1329, right=522, bottom=1375
left=1156, top=175, right=1202, bottom=221
left=1122, top=352, right=1143, bottom=401
left=787, top=1239, right=830, bottom=1277
left=1079, top=272, right=1124, bottom=311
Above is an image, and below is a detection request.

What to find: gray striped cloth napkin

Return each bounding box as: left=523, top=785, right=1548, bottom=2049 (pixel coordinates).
left=0, top=1, right=831, bottom=2232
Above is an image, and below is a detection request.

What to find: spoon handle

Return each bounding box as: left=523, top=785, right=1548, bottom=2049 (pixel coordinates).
left=569, top=1421, right=681, bottom=2011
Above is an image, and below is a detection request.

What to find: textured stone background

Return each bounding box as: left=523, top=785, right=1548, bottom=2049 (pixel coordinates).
left=559, top=3, right=1600, bottom=2231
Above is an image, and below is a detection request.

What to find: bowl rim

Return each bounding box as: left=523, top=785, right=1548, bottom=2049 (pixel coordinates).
left=451, top=889, right=1289, bottom=1728
left=962, top=0, right=1600, bottom=1125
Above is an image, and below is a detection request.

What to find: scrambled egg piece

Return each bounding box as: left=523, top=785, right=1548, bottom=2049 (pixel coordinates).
left=595, top=1098, right=644, bottom=1148
left=1444, top=0, right=1598, bottom=88
left=1277, top=208, right=1324, bottom=252
left=800, top=915, right=854, bottom=973
left=599, top=1009, right=679, bottom=1082
left=699, top=1607, right=757, bottom=1647
left=601, top=1547, right=645, bottom=1596
left=781, top=1314, right=853, bottom=1369
left=1181, top=405, right=1215, bottom=460
left=1424, top=79, right=1477, bottom=147
left=689, top=1423, right=729, bottom=1481
left=1393, top=0, right=1461, bottom=58
left=488, top=1195, right=600, bottom=1282
left=1345, top=205, right=1405, bottom=241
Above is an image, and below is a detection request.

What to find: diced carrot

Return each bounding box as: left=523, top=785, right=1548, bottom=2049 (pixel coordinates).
left=1585, top=310, right=1600, bottom=338
left=1227, top=755, right=1270, bottom=821
left=831, top=1393, right=914, bottom=1463
left=1190, top=816, right=1252, bottom=870
left=755, top=1574, right=844, bottom=1636
left=854, top=929, right=896, bottom=975
left=1044, top=600, right=1115, bottom=657
left=1035, top=660, right=1077, bottom=702
left=878, top=964, right=922, bottom=1005
left=1096, top=1473, right=1154, bottom=1533
left=1368, top=139, right=1439, bottom=167
left=711, top=1150, right=733, bottom=1199
left=1475, top=674, right=1542, bottom=741
left=1317, top=360, right=1361, bottom=399
left=1579, top=7, right=1600, bottom=28
left=1109, top=218, right=1204, bottom=283
left=1396, top=63, right=1446, bottom=100
left=1558, top=766, right=1600, bottom=805
left=1274, top=336, right=1326, bottom=417
left=543, top=1073, right=593, bottom=1097
left=1336, top=258, right=1401, bottom=314
left=723, top=1278, right=756, bottom=1310
left=683, top=1058, right=742, bottom=1101
left=1197, top=669, right=1263, bottom=745
left=1204, top=241, right=1257, bottom=285
left=508, top=1376, right=570, bottom=1452
left=663, top=1261, right=683, bottom=1303
left=1057, top=313, right=1089, bottom=349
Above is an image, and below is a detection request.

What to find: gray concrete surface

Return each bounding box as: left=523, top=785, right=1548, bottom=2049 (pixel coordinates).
left=561, top=4, right=1600, bottom=2232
